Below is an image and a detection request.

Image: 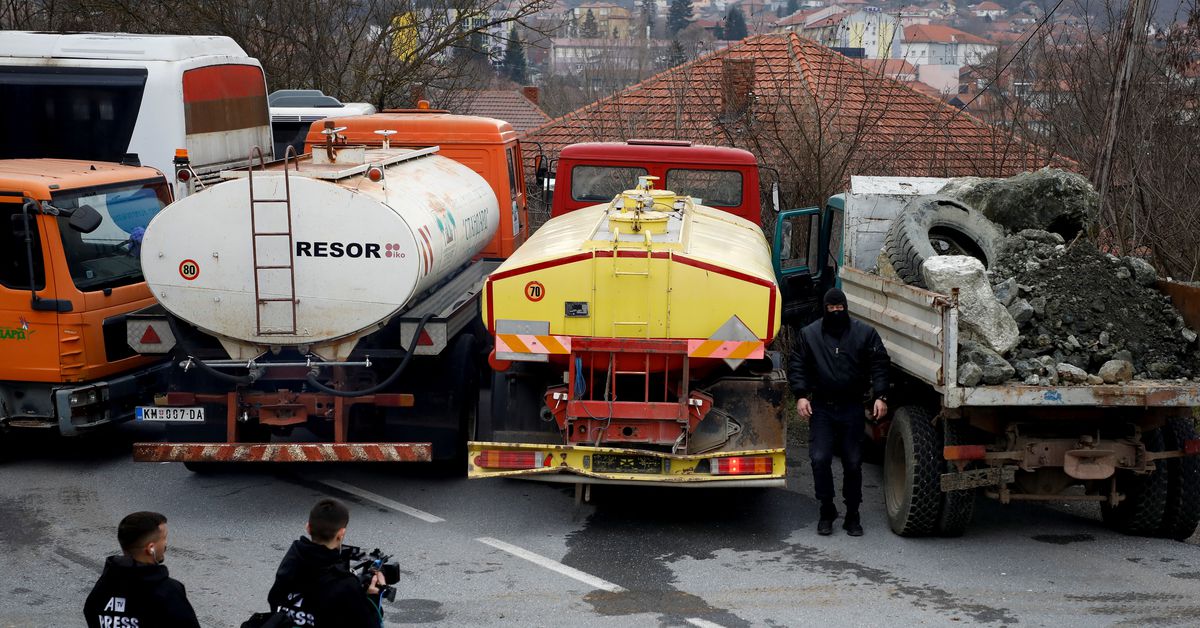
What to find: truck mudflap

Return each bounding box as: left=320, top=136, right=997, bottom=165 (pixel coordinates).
left=467, top=442, right=786, bottom=487
left=132, top=442, right=432, bottom=463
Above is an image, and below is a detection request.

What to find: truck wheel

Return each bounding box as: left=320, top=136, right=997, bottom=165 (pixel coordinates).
left=1158, top=418, right=1200, bottom=540
left=882, top=196, right=1002, bottom=288
left=936, top=418, right=976, bottom=537
left=883, top=406, right=943, bottom=536
left=446, top=333, right=479, bottom=468
left=1102, top=429, right=1168, bottom=536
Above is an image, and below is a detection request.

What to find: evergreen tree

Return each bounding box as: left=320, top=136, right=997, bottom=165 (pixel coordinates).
left=640, top=0, right=657, bottom=35
left=724, top=6, right=748, bottom=40
left=502, top=25, right=527, bottom=84
left=581, top=9, right=600, bottom=38
left=667, top=0, right=693, bottom=36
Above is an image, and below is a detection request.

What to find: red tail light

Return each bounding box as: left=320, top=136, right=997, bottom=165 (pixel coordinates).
left=473, top=450, right=550, bottom=470
left=176, top=168, right=192, bottom=182
left=944, top=445, right=987, bottom=461
left=712, top=456, right=773, bottom=475
left=1184, top=439, right=1200, bottom=456
left=417, top=329, right=434, bottom=346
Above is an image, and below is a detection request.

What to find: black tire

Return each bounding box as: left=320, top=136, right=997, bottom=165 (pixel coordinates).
left=1102, top=429, right=1168, bottom=536
left=445, top=333, right=480, bottom=468
left=182, top=461, right=221, bottom=474
left=882, top=196, right=1003, bottom=289
left=1158, top=418, right=1200, bottom=541
left=883, top=406, right=943, bottom=536
left=936, top=418, right=976, bottom=537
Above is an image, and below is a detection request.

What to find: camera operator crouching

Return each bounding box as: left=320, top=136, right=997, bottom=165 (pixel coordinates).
left=249, top=498, right=391, bottom=628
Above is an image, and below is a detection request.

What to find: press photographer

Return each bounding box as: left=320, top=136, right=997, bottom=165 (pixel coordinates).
left=264, top=498, right=390, bottom=627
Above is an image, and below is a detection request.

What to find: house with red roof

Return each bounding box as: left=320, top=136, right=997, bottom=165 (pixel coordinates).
left=521, top=33, right=1056, bottom=218
left=901, top=24, right=997, bottom=67
left=458, top=88, right=551, bottom=135
left=971, top=1, right=1006, bottom=19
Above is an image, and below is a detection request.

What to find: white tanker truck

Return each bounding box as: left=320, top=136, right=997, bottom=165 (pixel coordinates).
left=129, top=112, right=528, bottom=467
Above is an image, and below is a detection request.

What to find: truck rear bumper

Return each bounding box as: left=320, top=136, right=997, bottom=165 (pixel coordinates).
left=132, top=442, right=432, bottom=463
left=468, top=441, right=786, bottom=486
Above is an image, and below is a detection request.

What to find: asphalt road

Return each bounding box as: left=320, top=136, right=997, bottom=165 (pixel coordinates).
left=2, top=425, right=1199, bottom=628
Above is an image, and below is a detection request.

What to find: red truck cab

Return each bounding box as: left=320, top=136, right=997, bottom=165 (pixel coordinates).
left=546, top=140, right=769, bottom=226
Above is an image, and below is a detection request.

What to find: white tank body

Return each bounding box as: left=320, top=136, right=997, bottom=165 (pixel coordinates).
left=140, top=151, right=499, bottom=359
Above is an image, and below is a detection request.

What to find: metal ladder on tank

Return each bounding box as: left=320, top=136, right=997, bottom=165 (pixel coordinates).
left=246, top=146, right=299, bottom=335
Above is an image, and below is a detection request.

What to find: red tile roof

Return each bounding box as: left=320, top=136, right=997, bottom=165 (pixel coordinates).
left=974, top=1, right=1005, bottom=11
left=858, top=58, right=918, bottom=77
left=904, top=24, right=993, bottom=45
left=458, top=90, right=551, bottom=134
left=523, top=34, right=1061, bottom=193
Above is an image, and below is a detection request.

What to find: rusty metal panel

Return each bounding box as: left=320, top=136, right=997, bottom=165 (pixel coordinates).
left=132, top=442, right=432, bottom=462
left=940, top=466, right=1015, bottom=491
left=948, top=382, right=1200, bottom=408
left=1158, top=279, right=1200, bottom=331
left=842, top=267, right=949, bottom=389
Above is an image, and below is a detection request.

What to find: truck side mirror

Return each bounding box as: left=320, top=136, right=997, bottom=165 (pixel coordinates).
left=534, top=154, right=546, bottom=187
left=67, top=204, right=102, bottom=234
left=771, top=182, right=780, bottom=214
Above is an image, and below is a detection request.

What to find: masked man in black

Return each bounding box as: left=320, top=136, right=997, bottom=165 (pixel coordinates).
left=267, top=498, right=386, bottom=627
left=789, top=288, right=891, bottom=536
left=84, top=511, right=201, bottom=628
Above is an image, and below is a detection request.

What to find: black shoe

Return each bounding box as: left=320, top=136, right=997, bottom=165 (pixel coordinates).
left=817, top=502, right=837, bottom=536
left=843, top=512, right=863, bottom=536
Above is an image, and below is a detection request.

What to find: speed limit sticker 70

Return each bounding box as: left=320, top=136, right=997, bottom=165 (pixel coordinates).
left=179, top=259, right=200, bottom=281
left=524, top=281, right=545, bottom=302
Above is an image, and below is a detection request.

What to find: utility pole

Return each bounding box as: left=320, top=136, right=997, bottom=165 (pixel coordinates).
left=1092, top=0, right=1150, bottom=231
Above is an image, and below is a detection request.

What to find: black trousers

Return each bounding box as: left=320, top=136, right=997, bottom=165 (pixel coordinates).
left=809, top=400, right=866, bottom=509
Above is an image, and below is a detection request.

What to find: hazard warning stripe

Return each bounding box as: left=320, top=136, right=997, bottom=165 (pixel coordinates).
left=686, top=339, right=765, bottom=359
left=495, top=334, right=572, bottom=355
left=132, top=442, right=432, bottom=463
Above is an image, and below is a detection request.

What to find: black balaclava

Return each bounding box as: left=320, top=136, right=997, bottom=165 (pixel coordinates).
left=822, top=288, right=850, bottom=335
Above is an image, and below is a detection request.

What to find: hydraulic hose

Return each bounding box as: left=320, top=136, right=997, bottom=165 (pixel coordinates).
left=167, top=314, right=255, bottom=385
left=304, top=313, right=434, bottom=398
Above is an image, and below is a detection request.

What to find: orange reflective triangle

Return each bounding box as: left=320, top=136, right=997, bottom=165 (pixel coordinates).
left=140, top=325, right=162, bottom=344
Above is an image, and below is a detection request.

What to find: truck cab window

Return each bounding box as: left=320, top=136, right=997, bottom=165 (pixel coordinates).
left=664, top=169, right=743, bottom=207
left=0, top=205, right=46, bottom=290
left=571, top=166, right=648, bottom=202
left=779, top=212, right=820, bottom=271
left=52, top=180, right=171, bottom=292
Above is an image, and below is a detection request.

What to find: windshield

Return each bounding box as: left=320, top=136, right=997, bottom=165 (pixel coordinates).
left=571, top=165, right=648, bottom=202
left=0, top=66, right=148, bottom=161
left=52, top=179, right=170, bottom=291
left=665, top=169, right=743, bottom=207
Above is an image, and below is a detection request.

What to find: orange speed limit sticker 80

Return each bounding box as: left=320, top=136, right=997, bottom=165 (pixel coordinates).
left=524, top=281, right=545, bottom=302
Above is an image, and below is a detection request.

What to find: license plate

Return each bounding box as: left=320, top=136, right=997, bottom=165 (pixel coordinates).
left=136, top=406, right=205, bottom=422
left=592, top=454, right=663, bottom=474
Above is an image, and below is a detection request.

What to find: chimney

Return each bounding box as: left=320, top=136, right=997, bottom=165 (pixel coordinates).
left=721, top=57, right=756, bottom=120
left=522, top=86, right=540, bottom=106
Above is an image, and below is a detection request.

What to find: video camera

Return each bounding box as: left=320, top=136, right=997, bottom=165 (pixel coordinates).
left=341, top=544, right=400, bottom=603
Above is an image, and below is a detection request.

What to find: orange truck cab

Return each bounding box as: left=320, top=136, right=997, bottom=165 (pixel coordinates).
left=0, top=159, right=172, bottom=436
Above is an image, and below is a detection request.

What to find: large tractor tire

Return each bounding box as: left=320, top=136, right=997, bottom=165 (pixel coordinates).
left=1158, top=418, right=1200, bottom=541
left=936, top=418, right=976, bottom=537
left=882, top=196, right=1003, bottom=289
left=1102, top=429, right=1168, bottom=536
left=445, top=333, right=480, bottom=468
left=883, top=406, right=943, bottom=536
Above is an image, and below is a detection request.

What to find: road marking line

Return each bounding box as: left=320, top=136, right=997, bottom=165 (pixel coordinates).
left=687, top=619, right=725, bottom=628
left=318, top=479, right=444, bottom=523
left=476, top=537, right=625, bottom=593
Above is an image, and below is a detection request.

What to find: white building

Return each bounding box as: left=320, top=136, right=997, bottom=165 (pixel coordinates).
left=900, top=24, right=996, bottom=66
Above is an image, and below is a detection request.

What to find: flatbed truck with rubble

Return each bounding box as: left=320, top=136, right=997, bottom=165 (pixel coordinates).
left=774, top=175, right=1200, bottom=538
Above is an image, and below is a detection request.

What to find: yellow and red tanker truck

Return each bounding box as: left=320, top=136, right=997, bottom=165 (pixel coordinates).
left=470, top=141, right=792, bottom=487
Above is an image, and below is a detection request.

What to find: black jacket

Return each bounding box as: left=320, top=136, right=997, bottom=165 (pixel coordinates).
left=267, top=537, right=381, bottom=628
left=788, top=318, right=890, bottom=402
left=83, top=555, right=200, bottom=628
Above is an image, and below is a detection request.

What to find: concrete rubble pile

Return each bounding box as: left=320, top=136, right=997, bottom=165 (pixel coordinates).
left=979, top=231, right=1200, bottom=385
left=886, top=168, right=1200, bottom=386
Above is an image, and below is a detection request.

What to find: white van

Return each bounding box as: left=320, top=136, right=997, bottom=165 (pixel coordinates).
left=0, top=32, right=273, bottom=197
